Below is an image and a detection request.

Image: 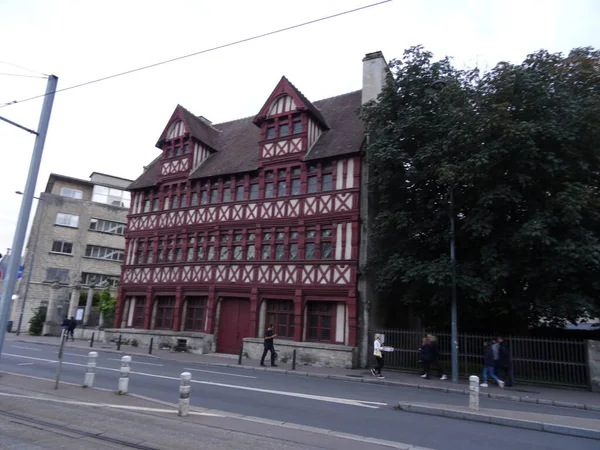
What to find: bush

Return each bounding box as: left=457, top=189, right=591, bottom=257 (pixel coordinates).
left=28, top=307, right=47, bottom=336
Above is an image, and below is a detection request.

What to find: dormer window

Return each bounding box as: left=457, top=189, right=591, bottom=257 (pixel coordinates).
left=279, top=123, right=289, bottom=137
left=293, top=121, right=303, bottom=134
left=267, top=127, right=276, bottom=139
left=166, top=120, right=185, bottom=139
left=263, top=113, right=303, bottom=141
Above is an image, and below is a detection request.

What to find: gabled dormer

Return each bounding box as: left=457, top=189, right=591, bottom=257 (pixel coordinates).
left=253, top=77, right=329, bottom=160
left=156, top=105, right=219, bottom=179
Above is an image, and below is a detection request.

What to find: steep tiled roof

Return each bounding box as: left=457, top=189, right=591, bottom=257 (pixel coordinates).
left=176, top=105, right=220, bottom=150
left=128, top=89, right=364, bottom=190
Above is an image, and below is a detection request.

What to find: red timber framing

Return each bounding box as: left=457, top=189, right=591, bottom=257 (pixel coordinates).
left=116, top=76, right=364, bottom=353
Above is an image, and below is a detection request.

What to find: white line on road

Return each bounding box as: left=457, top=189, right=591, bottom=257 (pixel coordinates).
left=10, top=345, right=41, bottom=352
left=17, top=363, right=34, bottom=366
left=0, top=392, right=223, bottom=416
left=2, top=353, right=386, bottom=409
left=183, top=368, right=256, bottom=379
left=107, top=358, right=163, bottom=367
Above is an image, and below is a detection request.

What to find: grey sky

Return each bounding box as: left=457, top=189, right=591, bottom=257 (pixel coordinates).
left=1, top=0, right=599, bottom=254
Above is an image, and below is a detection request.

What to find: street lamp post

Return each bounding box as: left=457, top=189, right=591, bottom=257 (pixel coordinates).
left=14, top=192, right=43, bottom=336
left=431, top=80, right=459, bottom=383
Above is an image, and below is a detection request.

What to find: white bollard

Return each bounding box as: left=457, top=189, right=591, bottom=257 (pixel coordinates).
left=469, top=375, right=480, bottom=411
left=178, top=372, right=192, bottom=417
left=83, top=351, right=98, bottom=388
left=118, top=355, right=131, bottom=395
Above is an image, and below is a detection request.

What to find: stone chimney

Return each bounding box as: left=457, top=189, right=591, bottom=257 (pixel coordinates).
left=362, top=51, right=387, bottom=104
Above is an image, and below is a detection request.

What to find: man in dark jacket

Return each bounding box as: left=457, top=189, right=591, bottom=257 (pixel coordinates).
left=67, top=316, right=76, bottom=341
left=260, top=324, right=278, bottom=367
left=493, top=337, right=514, bottom=386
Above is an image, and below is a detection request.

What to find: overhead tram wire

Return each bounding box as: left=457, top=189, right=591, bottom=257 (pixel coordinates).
left=0, top=72, right=48, bottom=79
left=0, top=0, right=391, bottom=109
left=0, top=60, right=48, bottom=77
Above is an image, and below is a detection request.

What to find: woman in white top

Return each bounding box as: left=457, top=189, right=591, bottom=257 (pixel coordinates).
left=371, top=334, right=385, bottom=379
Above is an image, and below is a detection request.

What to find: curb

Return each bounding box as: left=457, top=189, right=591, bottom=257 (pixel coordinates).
left=0, top=371, right=430, bottom=450
left=397, top=402, right=600, bottom=441
left=8, top=338, right=600, bottom=413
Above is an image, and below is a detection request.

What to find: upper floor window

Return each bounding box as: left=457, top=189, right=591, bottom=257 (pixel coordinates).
left=82, top=272, right=119, bottom=287
left=85, top=245, right=124, bottom=262
left=51, top=241, right=73, bottom=255
left=55, top=213, right=79, bottom=228
left=90, top=218, right=125, bottom=235
left=46, top=268, right=69, bottom=284
left=92, top=185, right=131, bottom=208
left=60, top=187, right=83, bottom=200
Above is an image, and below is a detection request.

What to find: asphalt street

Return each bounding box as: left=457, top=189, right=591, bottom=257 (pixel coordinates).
left=1, top=340, right=598, bottom=450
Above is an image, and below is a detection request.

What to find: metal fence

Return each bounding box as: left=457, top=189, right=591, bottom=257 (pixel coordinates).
left=371, top=328, right=589, bottom=389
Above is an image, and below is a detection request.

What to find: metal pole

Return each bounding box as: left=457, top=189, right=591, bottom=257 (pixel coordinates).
left=450, top=186, right=459, bottom=383
left=148, top=337, right=153, bottom=355
left=15, top=198, right=44, bottom=336
left=292, top=349, right=297, bottom=371
left=0, top=75, right=58, bottom=360
left=54, top=330, right=66, bottom=389
left=90, top=332, right=94, bottom=348
left=237, top=344, right=243, bottom=365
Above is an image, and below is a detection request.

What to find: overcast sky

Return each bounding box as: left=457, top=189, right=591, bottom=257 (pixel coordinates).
left=1, top=0, right=599, bottom=255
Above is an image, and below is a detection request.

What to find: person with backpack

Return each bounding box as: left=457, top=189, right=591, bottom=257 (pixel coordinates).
left=67, top=316, right=76, bottom=341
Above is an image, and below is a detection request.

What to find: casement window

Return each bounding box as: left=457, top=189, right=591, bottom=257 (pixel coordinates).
left=246, top=232, right=256, bottom=260
left=264, top=171, right=274, bottom=198
left=264, top=112, right=302, bottom=140
left=307, top=302, right=334, bottom=343
left=276, top=169, right=287, bottom=197
left=60, top=187, right=83, bottom=200
left=275, top=230, right=285, bottom=261
left=89, top=218, right=125, bottom=235
left=46, top=268, right=69, bottom=283
left=210, top=182, right=219, bottom=204
left=146, top=240, right=154, bottom=264
left=155, top=296, right=175, bottom=329
left=306, top=162, right=334, bottom=194
left=201, top=185, right=209, bottom=205
left=235, top=176, right=245, bottom=201
left=305, top=228, right=317, bottom=260
left=157, top=239, right=165, bottom=263
left=153, top=198, right=160, bottom=211
left=322, top=162, right=333, bottom=191
left=320, top=227, right=333, bottom=260
left=51, top=241, right=73, bottom=255
left=190, top=192, right=198, bottom=207
left=163, top=196, right=170, bottom=210
left=85, top=245, right=124, bottom=261
left=185, top=296, right=207, bottom=331
left=307, top=164, right=318, bottom=194
left=55, top=213, right=79, bottom=228
left=233, top=231, right=243, bottom=260
left=293, top=120, right=303, bottom=134
left=172, top=195, right=179, bottom=209
left=262, top=230, right=273, bottom=260
left=289, top=230, right=299, bottom=260
left=223, top=180, right=232, bottom=202
left=291, top=166, right=301, bottom=195
left=266, top=300, right=295, bottom=339
left=92, top=186, right=130, bottom=208
left=249, top=174, right=259, bottom=200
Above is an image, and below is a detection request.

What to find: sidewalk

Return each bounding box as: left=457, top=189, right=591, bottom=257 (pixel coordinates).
left=0, top=372, right=424, bottom=450
left=7, top=333, right=600, bottom=411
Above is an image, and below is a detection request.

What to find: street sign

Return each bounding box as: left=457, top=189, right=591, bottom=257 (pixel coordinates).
left=16, top=266, right=24, bottom=280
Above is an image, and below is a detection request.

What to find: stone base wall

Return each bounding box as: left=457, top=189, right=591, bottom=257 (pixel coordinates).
left=588, top=340, right=600, bottom=392
left=101, top=328, right=214, bottom=355
left=242, top=338, right=358, bottom=369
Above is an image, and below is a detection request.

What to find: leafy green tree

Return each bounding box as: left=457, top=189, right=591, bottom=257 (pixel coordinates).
left=98, top=288, right=116, bottom=328
left=361, top=46, right=600, bottom=332
left=28, top=307, right=47, bottom=336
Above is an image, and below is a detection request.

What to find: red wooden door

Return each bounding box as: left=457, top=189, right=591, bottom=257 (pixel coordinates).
left=216, top=297, right=251, bottom=354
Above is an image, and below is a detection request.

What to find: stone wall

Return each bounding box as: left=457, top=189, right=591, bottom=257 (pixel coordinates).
left=102, top=328, right=214, bottom=354
left=588, top=340, right=600, bottom=392
left=243, top=338, right=357, bottom=369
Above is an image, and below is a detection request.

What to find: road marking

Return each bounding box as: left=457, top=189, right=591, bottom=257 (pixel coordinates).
left=2, top=353, right=386, bottom=409
left=0, top=392, right=222, bottom=416
left=10, top=345, right=41, bottom=352
left=183, top=368, right=256, bottom=379
left=108, top=358, right=163, bottom=367
left=17, top=362, right=34, bottom=366
left=64, top=352, right=87, bottom=357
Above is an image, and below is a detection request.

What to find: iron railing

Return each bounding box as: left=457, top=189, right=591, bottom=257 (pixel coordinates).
left=371, top=328, right=589, bottom=389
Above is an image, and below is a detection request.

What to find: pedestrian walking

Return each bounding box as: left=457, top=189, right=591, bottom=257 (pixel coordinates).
left=61, top=316, right=70, bottom=335
left=481, top=341, right=505, bottom=388
left=67, top=316, right=76, bottom=341
left=493, top=336, right=513, bottom=387
left=371, top=334, right=385, bottom=379
left=426, top=335, right=448, bottom=380
left=260, top=324, right=278, bottom=367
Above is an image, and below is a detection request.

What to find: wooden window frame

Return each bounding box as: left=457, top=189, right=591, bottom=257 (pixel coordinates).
left=306, top=301, right=335, bottom=343
left=154, top=296, right=176, bottom=330
left=266, top=299, right=295, bottom=339
left=184, top=296, right=207, bottom=331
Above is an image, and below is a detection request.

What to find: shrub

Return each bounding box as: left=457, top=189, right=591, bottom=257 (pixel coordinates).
left=28, top=307, right=47, bottom=336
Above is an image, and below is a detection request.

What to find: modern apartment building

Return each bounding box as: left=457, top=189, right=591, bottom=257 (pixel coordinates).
left=10, top=172, right=133, bottom=333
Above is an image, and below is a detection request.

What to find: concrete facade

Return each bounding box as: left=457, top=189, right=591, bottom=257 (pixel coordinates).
left=9, top=172, right=132, bottom=333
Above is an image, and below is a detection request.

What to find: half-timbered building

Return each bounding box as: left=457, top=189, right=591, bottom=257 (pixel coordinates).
left=113, top=51, right=387, bottom=367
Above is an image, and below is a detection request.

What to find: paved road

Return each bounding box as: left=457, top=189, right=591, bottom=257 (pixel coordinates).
left=1, top=341, right=598, bottom=450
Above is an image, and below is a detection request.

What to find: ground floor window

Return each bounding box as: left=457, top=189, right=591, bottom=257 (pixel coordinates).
left=266, top=300, right=294, bottom=339
left=185, top=296, right=207, bottom=331
left=307, top=302, right=334, bottom=343
left=133, top=298, right=145, bottom=327
left=155, top=296, right=175, bottom=329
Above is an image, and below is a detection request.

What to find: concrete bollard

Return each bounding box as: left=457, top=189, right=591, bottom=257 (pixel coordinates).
left=118, top=355, right=132, bottom=395
left=178, top=372, right=192, bottom=417
left=469, top=375, right=480, bottom=411
left=83, top=351, right=98, bottom=388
